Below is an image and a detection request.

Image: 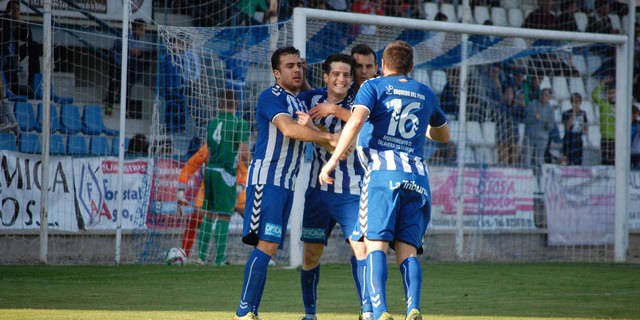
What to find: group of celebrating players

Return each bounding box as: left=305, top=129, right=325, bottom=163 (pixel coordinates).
left=179, top=40, right=450, bottom=320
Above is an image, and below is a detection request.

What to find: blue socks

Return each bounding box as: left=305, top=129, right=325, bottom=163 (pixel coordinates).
left=300, top=265, right=320, bottom=315
left=355, top=257, right=373, bottom=313
left=236, top=248, right=270, bottom=317
left=367, top=250, right=388, bottom=318
left=400, top=257, right=422, bottom=315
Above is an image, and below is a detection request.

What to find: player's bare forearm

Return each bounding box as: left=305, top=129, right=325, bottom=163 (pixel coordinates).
left=238, top=143, right=250, bottom=164
left=273, top=114, right=335, bottom=145
left=329, top=106, right=368, bottom=162
left=427, top=123, right=450, bottom=143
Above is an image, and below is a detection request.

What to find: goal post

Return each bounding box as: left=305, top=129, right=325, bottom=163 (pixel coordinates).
left=291, top=7, right=631, bottom=264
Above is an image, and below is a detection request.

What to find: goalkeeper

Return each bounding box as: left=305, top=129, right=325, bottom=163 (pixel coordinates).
left=177, top=89, right=249, bottom=265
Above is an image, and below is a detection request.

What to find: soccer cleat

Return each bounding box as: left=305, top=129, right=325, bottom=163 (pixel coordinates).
left=361, top=312, right=374, bottom=320
left=232, top=312, right=258, bottom=320
left=377, top=312, right=394, bottom=320
left=405, top=309, right=422, bottom=320
left=190, top=257, right=205, bottom=265
left=299, top=316, right=317, bottom=320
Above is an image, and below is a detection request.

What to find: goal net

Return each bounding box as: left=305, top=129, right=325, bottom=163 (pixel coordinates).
left=1, top=7, right=634, bottom=264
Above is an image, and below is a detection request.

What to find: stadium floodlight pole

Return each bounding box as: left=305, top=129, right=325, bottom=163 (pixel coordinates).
left=115, top=0, right=132, bottom=265
left=455, top=0, right=471, bottom=262
left=39, top=0, right=53, bottom=264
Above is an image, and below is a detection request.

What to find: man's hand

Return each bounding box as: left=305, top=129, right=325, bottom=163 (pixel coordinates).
left=309, top=103, right=337, bottom=120
left=176, top=188, right=188, bottom=217
left=296, top=111, right=315, bottom=129
left=319, top=157, right=339, bottom=186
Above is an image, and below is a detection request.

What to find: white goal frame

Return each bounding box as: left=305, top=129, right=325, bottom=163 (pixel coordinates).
left=289, top=7, right=632, bottom=266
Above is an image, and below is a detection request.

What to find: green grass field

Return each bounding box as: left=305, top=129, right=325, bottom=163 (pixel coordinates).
left=1, top=263, right=639, bottom=320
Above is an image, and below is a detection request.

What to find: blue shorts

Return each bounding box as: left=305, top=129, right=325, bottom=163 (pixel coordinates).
left=302, top=188, right=360, bottom=244
left=242, top=184, right=294, bottom=247
left=352, top=170, right=431, bottom=250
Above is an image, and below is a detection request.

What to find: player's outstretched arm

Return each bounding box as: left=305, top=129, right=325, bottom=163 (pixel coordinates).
left=427, top=123, right=450, bottom=143
left=319, top=105, right=369, bottom=185
left=273, top=114, right=338, bottom=145
left=309, top=102, right=351, bottom=122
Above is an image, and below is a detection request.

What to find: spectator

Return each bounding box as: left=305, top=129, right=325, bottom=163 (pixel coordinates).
left=557, top=0, right=579, bottom=31
left=439, top=68, right=459, bottom=116
left=592, top=79, right=615, bottom=165
left=523, top=0, right=556, bottom=30
left=105, top=19, right=148, bottom=116
left=561, top=93, right=588, bottom=165
left=350, top=0, right=385, bottom=36
left=524, top=88, right=555, bottom=170
left=126, top=133, right=149, bottom=156
left=385, top=0, right=425, bottom=18
left=0, top=0, right=41, bottom=98
left=0, top=76, right=18, bottom=133
left=423, top=12, right=448, bottom=56
left=632, top=105, right=640, bottom=169
left=326, top=0, right=348, bottom=11
left=159, top=33, right=201, bottom=134
left=236, top=0, right=273, bottom=26
left=588, top=0, right=618, bottom=78
left=587, top=0, right=619, bottom=34
left=496, top=86, right=526, bottom=165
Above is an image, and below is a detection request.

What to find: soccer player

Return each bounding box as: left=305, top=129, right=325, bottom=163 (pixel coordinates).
left=232, top=47, right=338, bottom=320
left=298, top=54, right=372, bottom=320
left=319, top=41, right=450, bottom=320
left=351, top=44, right=379, bottom=92
left=177, top=89, right=249, bottom=265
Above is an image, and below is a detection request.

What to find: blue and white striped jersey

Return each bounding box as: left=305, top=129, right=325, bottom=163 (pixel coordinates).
left=299, top=88, right=364, bottom=195
left=248, top=84, right=308, bottom=190
left=354, top=75, right=446, bottom=175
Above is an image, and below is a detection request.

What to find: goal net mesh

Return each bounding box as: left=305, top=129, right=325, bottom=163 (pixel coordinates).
left=1, top=10, right=631, bottom=264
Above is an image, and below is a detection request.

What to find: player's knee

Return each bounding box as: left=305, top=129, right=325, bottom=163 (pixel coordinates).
left=256, top=240, right=279, bottom=256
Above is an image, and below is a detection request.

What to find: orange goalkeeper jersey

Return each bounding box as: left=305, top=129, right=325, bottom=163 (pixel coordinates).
left=178, top=144, right=248, bottom=211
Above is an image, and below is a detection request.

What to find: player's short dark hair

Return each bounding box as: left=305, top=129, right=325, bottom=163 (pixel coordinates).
left=323, top=54, right=355, bottom=76
left=570, top=92, right=582, bottom=103
left=351, top=44, right=377, bottom=62
left=132, top=18, right=146, bottom=30
left=382, top=41, right=413, bottom=74
left=220, top=89, right=237, bottom=106
left=271, top=47, right=300, bottom=71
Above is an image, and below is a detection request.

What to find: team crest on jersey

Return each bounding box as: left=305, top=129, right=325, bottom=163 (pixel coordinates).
left=271, top=85, right=283, bottom=96
left=385, top=84, right=394, bottom=95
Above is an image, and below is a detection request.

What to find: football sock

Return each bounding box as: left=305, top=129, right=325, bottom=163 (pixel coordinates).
left=351, top=256, right=361, bottom=300
left=367, top=250, right=388, bottom=319
left=357, top=258, right=373, bottom=313
left=181, top=211, right=202, bottom=256
left=400, top=257, right=422, bottom=316
left=301, top=265, right=320, bottom=315
left=236, top=248, right=270, bottom=316
left=197, top=215, right=214, bottom=261
left=213, top=219, right=230, bottom=264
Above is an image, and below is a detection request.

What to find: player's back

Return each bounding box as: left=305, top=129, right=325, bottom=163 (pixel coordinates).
left=248, top=85, right=307, bottom=190
left=355, top=75, right=446, bottom=174
left=207, top=112, right=248, bottom=173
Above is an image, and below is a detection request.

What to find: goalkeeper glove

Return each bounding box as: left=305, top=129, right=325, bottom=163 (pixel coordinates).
left=176, top=188, right=188, bottom=217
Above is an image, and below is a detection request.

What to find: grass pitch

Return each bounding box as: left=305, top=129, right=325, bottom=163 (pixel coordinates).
left=1, top=263, right=639, bottom=320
